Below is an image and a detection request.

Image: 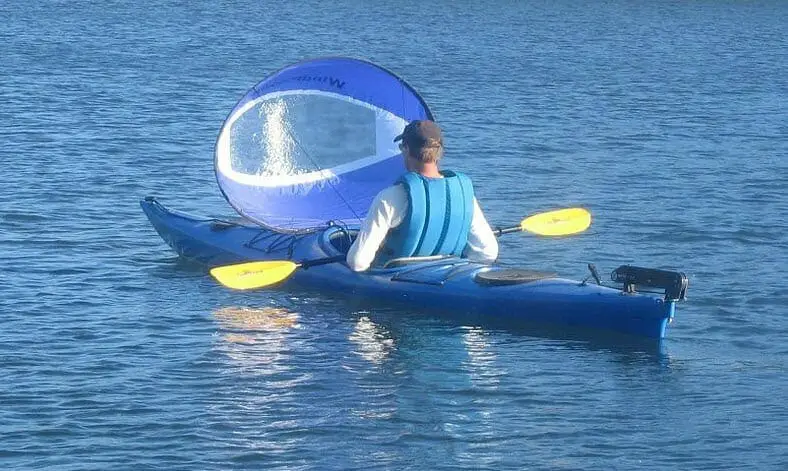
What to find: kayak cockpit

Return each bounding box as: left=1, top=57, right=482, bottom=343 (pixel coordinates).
left=321, top=225, right=463, bottom=269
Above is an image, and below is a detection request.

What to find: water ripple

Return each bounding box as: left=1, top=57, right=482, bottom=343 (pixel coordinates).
left=2, top=0, right=787, bottom=469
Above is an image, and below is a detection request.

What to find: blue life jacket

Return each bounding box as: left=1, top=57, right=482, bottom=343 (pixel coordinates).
left=375, top=170, right=474, bottom=266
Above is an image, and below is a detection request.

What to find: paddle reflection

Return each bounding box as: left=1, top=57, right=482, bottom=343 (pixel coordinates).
left=208, top=305, right=309, bottom=458
left=214, top=306, right=299, bottom=337
left=212, top=306, right=300, bottom=375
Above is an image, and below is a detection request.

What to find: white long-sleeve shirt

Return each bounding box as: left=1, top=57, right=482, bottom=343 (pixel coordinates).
left=346, top=184, right=499, bottom=272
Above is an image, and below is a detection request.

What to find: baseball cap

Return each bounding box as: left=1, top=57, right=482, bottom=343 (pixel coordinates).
left=393, top=120, right=443, bottom=148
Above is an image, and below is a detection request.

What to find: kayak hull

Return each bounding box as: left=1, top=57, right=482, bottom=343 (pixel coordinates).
left=141, top=197, right=676, bottom=339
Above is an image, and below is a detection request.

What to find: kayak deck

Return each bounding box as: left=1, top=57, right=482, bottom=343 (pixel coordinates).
left=141, top=197, right=682, bottom=339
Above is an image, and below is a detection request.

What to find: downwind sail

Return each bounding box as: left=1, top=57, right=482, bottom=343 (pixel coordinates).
left=215, top=57, right=433, bottom=232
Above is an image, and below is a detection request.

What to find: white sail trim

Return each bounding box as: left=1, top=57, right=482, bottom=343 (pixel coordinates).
left=216, top=89, right=405, bottom=188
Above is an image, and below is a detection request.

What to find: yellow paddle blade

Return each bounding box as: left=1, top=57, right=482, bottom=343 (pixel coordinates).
left=521, top=207, right=591, bottom=236
left=209, top=261, right=299, bottom=290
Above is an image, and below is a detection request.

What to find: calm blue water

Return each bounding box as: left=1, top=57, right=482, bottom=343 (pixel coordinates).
left=2, top=0, right=787, bottom=469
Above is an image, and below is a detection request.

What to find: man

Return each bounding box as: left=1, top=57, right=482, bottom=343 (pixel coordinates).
left=346, top=120, right=499, bottom=271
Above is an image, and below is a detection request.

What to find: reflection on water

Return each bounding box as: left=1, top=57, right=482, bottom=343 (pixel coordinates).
left=214, top=306, right=299, bottom=336
left=461, top=326, right=505, bottom=390
left=211, top=306, right=301, bottom=376
left=346, top=314, right=399, bottom=422
left=208, top=305, right=309, bottom=459
left=348, top=315, right=396, bottom=365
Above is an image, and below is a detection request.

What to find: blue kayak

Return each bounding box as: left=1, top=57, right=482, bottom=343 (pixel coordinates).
left=141, top=197, right=688, bottom=339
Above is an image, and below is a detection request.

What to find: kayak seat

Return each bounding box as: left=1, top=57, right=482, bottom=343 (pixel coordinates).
left=323, top=227, right=457, bottom=268
left=382, top=255, right=453, bottom=269
left=475, top=268, right=557, bottom=286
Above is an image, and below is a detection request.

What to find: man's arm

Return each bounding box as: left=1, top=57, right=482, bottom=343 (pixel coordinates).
left=464, top=198, right=499, bottom=263
left=346, top=186, right=406, bottom=272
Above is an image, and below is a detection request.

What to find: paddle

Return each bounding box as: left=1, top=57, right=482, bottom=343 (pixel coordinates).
left=210, top=207, right=591, bottom=290
left=492, top=207, right=591, bottom=237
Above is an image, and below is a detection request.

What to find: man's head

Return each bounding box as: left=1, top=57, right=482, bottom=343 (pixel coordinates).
left=394, top=120, right=444, bottom=166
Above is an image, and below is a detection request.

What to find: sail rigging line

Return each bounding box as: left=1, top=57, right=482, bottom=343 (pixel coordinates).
left=278, top=118, right=366, bottom=227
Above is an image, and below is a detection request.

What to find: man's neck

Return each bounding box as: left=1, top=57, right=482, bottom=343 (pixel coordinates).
left=415, top=163, right=442, bottom=178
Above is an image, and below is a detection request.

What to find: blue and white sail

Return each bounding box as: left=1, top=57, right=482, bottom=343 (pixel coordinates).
left=215, top=57, right=433, bottom=232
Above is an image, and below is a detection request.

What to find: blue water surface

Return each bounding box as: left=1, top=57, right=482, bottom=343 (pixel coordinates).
left=2, top=1, right=787, bottom=469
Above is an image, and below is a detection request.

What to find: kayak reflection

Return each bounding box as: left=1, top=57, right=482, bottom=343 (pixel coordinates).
left=346, top=301, right=672, bottom=366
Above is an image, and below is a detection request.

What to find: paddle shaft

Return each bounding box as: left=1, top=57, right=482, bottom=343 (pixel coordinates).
left=210, top=207, right=589, bottom=290
left=300, top=254, right=346, bottom=269
left=492, top=225, right=521, bottom=237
